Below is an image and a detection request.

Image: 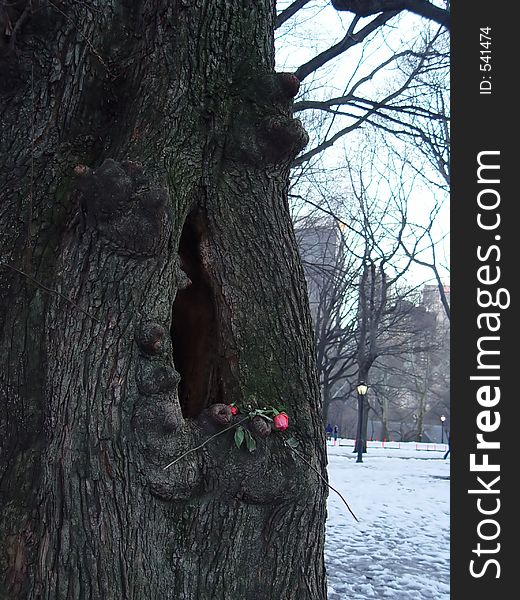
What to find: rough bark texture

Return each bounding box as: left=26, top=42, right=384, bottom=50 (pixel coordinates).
left=0, top=2, right=327, bottom=599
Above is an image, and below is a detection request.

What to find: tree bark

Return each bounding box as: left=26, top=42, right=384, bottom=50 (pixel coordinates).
left=0, top=2, right=327, bottom=598
left=381, top=396, right=389, bottom=441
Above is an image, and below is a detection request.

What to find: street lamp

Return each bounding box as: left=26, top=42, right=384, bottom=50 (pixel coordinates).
left=440, top=415, right=446, bottom=444
left=356, top=382, right=369, bottom=463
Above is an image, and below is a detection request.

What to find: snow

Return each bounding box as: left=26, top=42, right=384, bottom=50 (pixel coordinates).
left=325, top=439, right=450, bottom=600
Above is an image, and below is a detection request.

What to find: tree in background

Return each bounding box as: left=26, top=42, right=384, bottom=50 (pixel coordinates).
left=295, top=128, right=449, bottom=443
left=283, top=1, right=450, bottom=412
left=295, top=217, right=358, bottom=421
left=368, top=289, right=449, bottom=442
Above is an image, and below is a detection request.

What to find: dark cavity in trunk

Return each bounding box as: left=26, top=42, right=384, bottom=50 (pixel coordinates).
left=172, top=209, right=223, bottom=418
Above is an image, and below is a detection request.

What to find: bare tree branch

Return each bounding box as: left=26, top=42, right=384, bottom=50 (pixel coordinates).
left=400, top=235, right=450, bottom=320
left=294, top=11, right=399, bottom=81
left=276, top=0, right=314, bottom=29
left=331, top=0, right=450, bottom=30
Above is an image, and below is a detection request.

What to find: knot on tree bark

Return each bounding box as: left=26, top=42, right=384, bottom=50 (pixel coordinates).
left=133, top=397, right=182, bottom=435
left=259, top=117, right=309, bottom=164
left=252, top=71, right=301, bottom=104
left=149, top=459, right=202, bottom=501
left=197, top=403, right=233, bottom=432
left=136, top=362, right=181, bottom=396
left=75, top=158, right=171, bottom=256
left=275, top=72, right=301, bottom=99
left=136, top=321, right=167, bottom=355
left=133, top=337, right=183, bottom=436
left=249, top=415, right=272, bottom=439
left=225, top=69, right=308, bottom=166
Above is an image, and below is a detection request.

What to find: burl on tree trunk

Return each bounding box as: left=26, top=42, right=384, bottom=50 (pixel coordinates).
left=0, top=2, right=327, bottom=599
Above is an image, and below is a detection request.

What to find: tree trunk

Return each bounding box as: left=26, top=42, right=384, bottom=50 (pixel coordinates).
left=0, top=2, right=327, bottom=599
left=381, top=397, right=389, bottom=441
left=362, top=400, right=369, bottom=450
left=415, top=393, right=426, bottom=442
left=322, top=383, right=332, bottom=426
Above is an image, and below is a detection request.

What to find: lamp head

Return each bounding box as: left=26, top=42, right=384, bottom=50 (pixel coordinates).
left=356, top=382, right=368, bottom=395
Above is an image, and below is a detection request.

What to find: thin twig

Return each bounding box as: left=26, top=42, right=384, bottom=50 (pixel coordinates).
left=162, top=417, right=251, bottom=470
left=0, top=261, right=101, bottom=323
left=287, top=443, right=359, bottom=522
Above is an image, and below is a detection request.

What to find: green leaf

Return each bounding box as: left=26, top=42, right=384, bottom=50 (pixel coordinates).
left=244, top=429, right=257, bottom=453
left=286, top=437, right=299, bottom=449
left=234, top=427, right=245, bottom=449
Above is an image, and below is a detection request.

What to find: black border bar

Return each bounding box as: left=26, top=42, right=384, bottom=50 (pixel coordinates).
left=451, top=2, right=514, bottom=598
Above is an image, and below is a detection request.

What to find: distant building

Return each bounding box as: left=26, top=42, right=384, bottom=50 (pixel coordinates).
left=295, top=222, right=340, bottom=321
left=422, top=284, right=450, bottom=324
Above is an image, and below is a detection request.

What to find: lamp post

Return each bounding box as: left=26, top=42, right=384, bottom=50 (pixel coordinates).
left=440, top=415, right=446, bottom=444
left=356, top=382, right=368, bottom=463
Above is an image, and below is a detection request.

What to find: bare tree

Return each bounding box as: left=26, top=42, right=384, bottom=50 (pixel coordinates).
left=295, top=134, right=448, bottom=443
left=369, top=293, right=449, bottom=442
left=296, top=216, right=359, bottom=421
left=338, top=135, right=447, bottom=441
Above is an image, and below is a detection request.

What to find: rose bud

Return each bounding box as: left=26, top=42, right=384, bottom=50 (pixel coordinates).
left=273, top=412, right=289, bottom=431
left=229, top=405, right=238, bottom=415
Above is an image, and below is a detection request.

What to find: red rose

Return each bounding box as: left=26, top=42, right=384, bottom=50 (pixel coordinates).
left=230, top=405, right=238, bottom=415
left=273, top=412, right=289, bottom=431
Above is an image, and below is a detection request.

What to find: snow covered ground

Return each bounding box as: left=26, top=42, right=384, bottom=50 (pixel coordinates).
left=325, top=440, right=450, bottom=600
